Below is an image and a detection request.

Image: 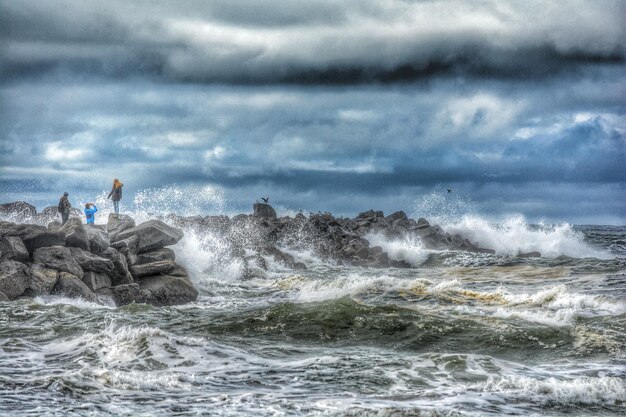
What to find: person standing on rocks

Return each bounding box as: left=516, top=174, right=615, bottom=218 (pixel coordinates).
left=84, top=202, right=98, bottom=224
left=58, top=192, right=71, bottom=225
left=107, top=178, right=123, bottom=217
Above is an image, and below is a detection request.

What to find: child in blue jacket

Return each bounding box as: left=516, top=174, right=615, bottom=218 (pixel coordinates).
left=84, top=203, right=98, bottom=224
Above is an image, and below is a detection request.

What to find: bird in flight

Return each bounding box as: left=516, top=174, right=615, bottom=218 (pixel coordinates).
left=261, top=197, right=269, bottom=203
left=447, top=189, right=452, bottom=193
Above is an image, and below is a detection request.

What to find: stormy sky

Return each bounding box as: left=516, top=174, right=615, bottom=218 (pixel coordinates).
left=1, top=0, right=624, bottom=223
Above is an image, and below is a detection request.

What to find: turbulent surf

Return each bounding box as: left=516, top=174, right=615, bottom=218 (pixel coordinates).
left=0, top=193, right=624, bottom=416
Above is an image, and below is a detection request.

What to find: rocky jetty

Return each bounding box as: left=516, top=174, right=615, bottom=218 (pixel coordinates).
left=0, top=209, right=197, bottom=306
left=1, top=200, right=518, bottom=305
left=163, top=204, right=498, bottom=273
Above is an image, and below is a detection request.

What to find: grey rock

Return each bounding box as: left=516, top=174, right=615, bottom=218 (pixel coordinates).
left=0, top=201, right=37, bottom=221
left=114, top=220, right=183, bottom=253
left=47, top=221, right=61, bottom=229
left=130, top=260, right=176, bottom=278
left=81, top=271, right=112, bottom=291
left=0, top=260, right=30, bottom=299
left=85, top=225, right=110, bottom=253
left=69, top=247, right=114, bottom=273
left=107, top=213, right=136, bottom=240
left=28, top=263, right=59, bottom=296
left=385, top=211, right=407, bottom=223
left=100, top=248, right=133, bottom=285
left=112, top=283, right=149, bottom=306
left=136, top=248, right=176, bottom=264
left=59, top=218, right=90, bottom=250
left=6, top=224, right=66, bottom=254
left=33, top=246, right=84, bottom=279
left=253, top=203, right=277, bottom=219
left=0, top=236, right=29, bottom=262
left=139, top=275, right=198, bottom=306
left=52, top=272, right=96, bottom=301
left=518, top=251, right=542, bottom=258
left=0, top=292, right=8, bottom=301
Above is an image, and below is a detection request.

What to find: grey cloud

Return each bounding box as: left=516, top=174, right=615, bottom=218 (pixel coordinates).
left=1, top=0, right=623, bottom=84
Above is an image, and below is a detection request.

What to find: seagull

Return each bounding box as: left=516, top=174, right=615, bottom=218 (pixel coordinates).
left=447, top=189, right=452, bottom=193
left=261, top=197, right=269, bottom=203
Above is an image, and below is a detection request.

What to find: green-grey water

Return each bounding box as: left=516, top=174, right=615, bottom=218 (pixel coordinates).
left=1, top=223, right=625, bottom=416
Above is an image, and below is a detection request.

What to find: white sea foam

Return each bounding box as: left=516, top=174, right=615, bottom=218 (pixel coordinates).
left=411, top=191, right=610, bottom=259
left=479, top=375, right=626, bottom=406
left=366, top=232, right=432, bottom=267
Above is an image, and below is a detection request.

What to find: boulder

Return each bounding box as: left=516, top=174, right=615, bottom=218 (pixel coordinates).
left=85, top=225, right=110, bottom=253
left=113, top=220, right=183, bottom=253
left=139, top=275, right=198, bottom=306
left=110, top=235, right=139, bottom=265
left=130, top=260, right=176, bottom=278
left=253, top=203, right=277, bottom=219
left=52, top=272, right=96, bottom=301
left=6, top=224, right=66, bottom=254
left=0, top=236, right=29, bottom=262
left=47, top=221, right=61, bottom=229
left=27, top=263, right=59, bottom=296
left=33, top=246, right=84, bottom=279
left=107, top=213, right=136, bottom=240
left=136, top=248, right=176, bottom=264
left=112, top=283, right=149, bottom=306
left=68, top=247, right=114, bottom=273
left=0, top=292, right=7, bottom=301
left=81, top=271, right=112, bottom=291
left=385, top=211, right=407, bottom=223
left=58, top=218, right=90, bottom=250
left=0, top=201, right=37, bottom=221
left=100, top=248, right=133, bottom=285
left=356, top=210, right=384, bottom=220
left=0, top=260, right=30, bottom=299
left=518, top=251, right=542, bottom=258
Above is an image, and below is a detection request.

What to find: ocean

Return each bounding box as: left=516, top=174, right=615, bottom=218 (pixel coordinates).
left=1, top=197, right=624, bottom=416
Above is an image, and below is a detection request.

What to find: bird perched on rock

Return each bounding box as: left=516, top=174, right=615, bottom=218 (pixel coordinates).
left=261, top=197, right=269, bottom=203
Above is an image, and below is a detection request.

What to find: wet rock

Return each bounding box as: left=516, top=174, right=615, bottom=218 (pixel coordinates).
left=518, top=251, right=541, bottom=258
left=52, top=272, right=95, bottom=301
left=100, top=248, right=133, bottom=285
left=85, top=225, right=110, bottom=253
left=0, top=236, right=29, bottom=262
left=130, top=260, right=176, bottom=278
left=0, top=292, right=8, bottom=301
left=136, top=248, right=176, bottom=264
left=7, top=224, right=66, bottom=254
left=253, top=203, right=277, bottom=219
left=384, top=211, right=407, bottom=223
left=112, top=283, right=149, bottom=306
left=107, top=213, right=136, bottom=240
left=58, top=218, right=90, bottom=250
left=0, top=201, right=37, bottom=221
left=33, top=246, right=83, bottom=279
left=113, top=220, right=183, bottom=253
left=69, top=247, right=114, bottom=273
left=261, top=246, right=307, bottom=270
left=47, top=221, right=61, bottom=229
left=139, top=275, right=198, bottom=306
left=81, top=271, right=112, bottom=291
left=0, top=260, right=30, bottom=299
left=27, top=263, right=59, bottom=296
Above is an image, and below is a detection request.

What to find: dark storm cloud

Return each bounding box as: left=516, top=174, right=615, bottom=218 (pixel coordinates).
left=1, top=1, right=625, bottom=223
left=1, top=0, right=623, bottom=84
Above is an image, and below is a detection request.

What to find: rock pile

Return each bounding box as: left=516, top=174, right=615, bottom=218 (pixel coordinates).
left=164, top=206, right=497, bottom=271
left=0, top=213, right=197, bottom=306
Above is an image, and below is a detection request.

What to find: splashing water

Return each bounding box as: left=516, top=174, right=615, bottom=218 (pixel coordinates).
left=411, top=191, right=610, bottom=258
left=134, top=185, right=226, bottom=217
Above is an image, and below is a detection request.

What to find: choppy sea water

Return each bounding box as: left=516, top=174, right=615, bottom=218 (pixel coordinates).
left=1, top=210, right=625, bottom=416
